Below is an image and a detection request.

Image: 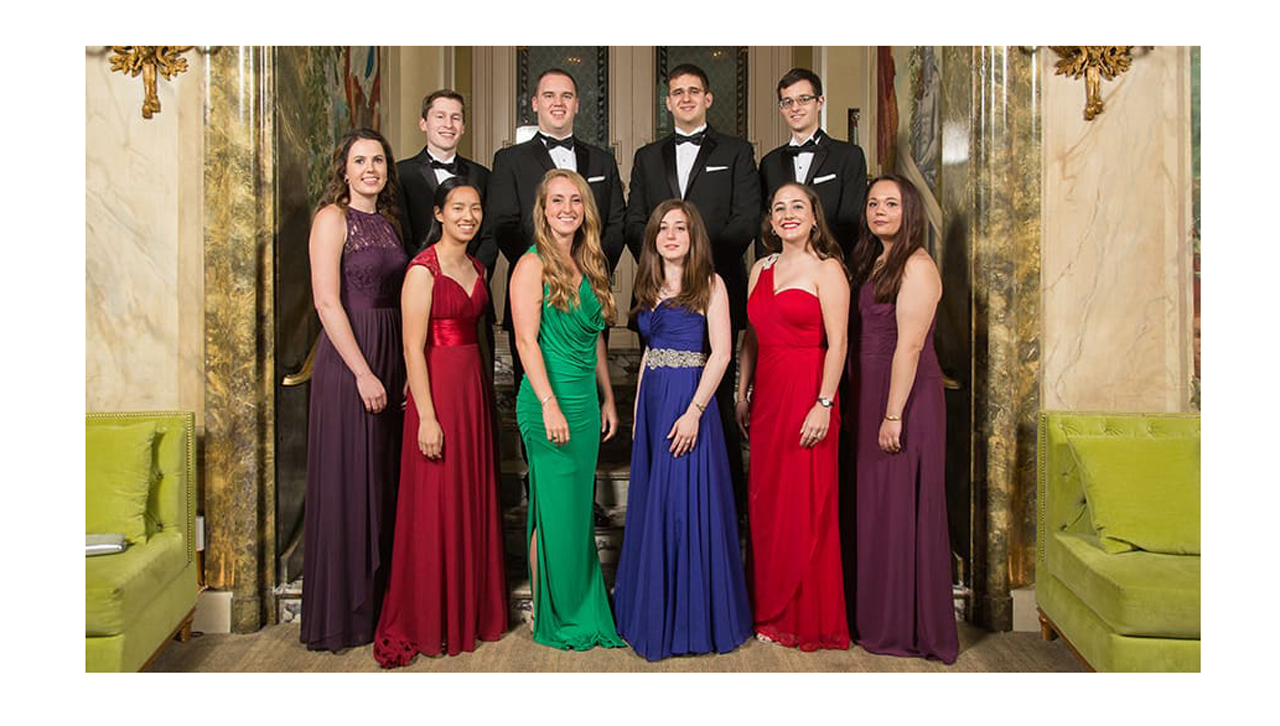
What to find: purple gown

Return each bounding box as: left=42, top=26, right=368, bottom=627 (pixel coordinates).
left=853, top=280, right=958, bottom=664
left=301, top=206, right=407, bottom=651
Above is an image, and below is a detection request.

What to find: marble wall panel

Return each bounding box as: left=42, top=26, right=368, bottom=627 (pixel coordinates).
left=1041, top=46, right=1194, bottom=413
left=86, top=48, right=204, bottom=417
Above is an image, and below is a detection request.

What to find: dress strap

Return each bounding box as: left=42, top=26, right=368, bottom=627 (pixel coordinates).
left=760, top=253, right=781, bottom=269
left=467, top=253, right=487, bottom=278
left=409, top=244, right=442, bottom=276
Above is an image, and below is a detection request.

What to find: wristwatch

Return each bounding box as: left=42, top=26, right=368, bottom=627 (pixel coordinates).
left=817, top=397, right=834, bottom=408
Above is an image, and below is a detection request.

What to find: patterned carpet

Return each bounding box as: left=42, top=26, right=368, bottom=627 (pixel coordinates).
left=147, top=620, right=1086, bottom=672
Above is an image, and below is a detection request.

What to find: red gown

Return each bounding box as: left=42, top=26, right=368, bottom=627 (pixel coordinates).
left=745, top=261, right=850, bottom=650
left=373, top=246, right=507, bottom=665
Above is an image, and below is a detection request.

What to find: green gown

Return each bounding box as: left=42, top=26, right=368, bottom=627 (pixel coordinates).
left=515, top=248, right=626, bottom=650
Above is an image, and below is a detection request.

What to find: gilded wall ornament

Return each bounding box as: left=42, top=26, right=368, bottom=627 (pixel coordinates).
left=1049, top=46, right=1135, bottom=121
left=109, top=46, right=194, bottom=119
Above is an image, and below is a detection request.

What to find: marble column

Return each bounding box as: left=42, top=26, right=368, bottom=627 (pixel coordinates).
left=939, top=46, right=1041, bottom=631
left=203, top=46, right=277, bottom=632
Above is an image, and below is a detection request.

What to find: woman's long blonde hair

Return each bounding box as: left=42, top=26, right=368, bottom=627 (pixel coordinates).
left=531, top=169, right=616, bottom=323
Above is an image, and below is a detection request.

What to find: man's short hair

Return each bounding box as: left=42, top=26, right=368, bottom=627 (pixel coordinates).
left=777, top=67, right=823, bottom=100
left=666, top=63, right=711, bottom=93
left=534, top=68, right=578, bottom=95
left=421, top=89, right=466, bottom=122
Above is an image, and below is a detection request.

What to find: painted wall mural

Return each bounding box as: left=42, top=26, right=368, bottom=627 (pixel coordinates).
left=275, top=46, right=386, bottom=589
left=907, top=46, right=942, bottom=196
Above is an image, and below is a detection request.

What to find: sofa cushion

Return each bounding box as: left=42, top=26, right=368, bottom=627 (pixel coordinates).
left=1066, top=434, right=1200, bottom=554
left=86, top=421, right=158, bottom=545
left=1049, top=532, right=1200, bottom=638
left=85, top=530, right=186, bottom=637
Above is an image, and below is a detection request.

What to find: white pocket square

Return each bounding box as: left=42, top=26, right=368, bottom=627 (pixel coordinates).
left=813, top=173, right=837, bottom=184
left=587, top=175, right=606, bottom=183
left=705, top=165, right=728, bottom=172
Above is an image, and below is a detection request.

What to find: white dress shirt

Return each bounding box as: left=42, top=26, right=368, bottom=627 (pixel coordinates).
left=674, top=123, right=707, bottom=198
left=428, top=151, right=457, bottom=184
left=542, top=133, right=577, bottom=172
left=790, top=131, right=820, bottom=183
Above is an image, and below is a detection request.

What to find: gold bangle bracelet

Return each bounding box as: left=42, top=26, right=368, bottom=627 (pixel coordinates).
left=884, top=413, right=901, bottom=421
left=540, top=393, right=555, bottom=407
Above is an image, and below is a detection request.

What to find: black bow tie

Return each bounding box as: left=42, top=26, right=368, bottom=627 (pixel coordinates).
left=429, top=158, right=459, bottom=174
left=675, top=130, right=706, bottom=146
left=539, top=133, right=574, bottom=151
left=785, top=137, right=820, bottom=155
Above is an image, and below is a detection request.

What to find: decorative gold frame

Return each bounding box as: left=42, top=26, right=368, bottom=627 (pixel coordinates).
left=109, top=46, right=195, bottom=119
left=1049, top=46, right=1136, bottom=121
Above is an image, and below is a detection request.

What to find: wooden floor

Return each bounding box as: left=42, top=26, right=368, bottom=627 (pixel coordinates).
left=147, top=620, right=1086, bottom=672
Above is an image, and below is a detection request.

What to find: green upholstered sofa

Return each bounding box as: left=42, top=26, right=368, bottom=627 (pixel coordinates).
left=86, top=411, right=199, bottom=672
left=1036, top=411, right=1200, bottom=672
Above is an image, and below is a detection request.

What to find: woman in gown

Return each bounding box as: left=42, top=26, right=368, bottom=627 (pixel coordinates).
left=613, top=200, right=753, bottom=660
left=302, top=129, right=407, bottom=651
left=735, top=183, right=850, bottom=651
left=373, top=179, right=507, bottom=666
left=850, top=174, right=958, bottom=664
left=510, top=169, right=625, bottom=651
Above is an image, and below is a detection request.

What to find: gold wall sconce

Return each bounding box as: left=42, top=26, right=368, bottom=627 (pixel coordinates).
left=1049, top=46, right=1146, bottom=121
left=109, top=46, right=195, bottom=119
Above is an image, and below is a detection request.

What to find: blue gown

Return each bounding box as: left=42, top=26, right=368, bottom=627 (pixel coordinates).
left=613, top=301, right=753, bottom=660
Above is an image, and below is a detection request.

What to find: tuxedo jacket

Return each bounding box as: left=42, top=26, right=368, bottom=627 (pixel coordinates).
left=487, top=136, right=626, bottom=328
left=395, top=148, right=495, bottom=275
left=758, top=132, right=867, bottom=259
left=625, top=126, right=760, bottom=330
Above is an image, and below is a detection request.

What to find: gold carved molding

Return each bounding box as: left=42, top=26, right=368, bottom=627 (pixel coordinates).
left=1049, top=46, right=1141, bottom=121
left=109, top=46, right=195, bottom=119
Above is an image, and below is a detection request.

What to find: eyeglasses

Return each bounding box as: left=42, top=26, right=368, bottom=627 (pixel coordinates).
left=778, top=95, right=818, bottom=110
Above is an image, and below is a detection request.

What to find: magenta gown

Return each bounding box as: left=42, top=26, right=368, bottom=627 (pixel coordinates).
left=853, top=279, right=959, bottom=664
left=373, top=246, right=508, bottom=666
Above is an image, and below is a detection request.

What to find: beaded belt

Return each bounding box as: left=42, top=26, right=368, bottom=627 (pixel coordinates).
left=646, top=348, right=707, bottom=369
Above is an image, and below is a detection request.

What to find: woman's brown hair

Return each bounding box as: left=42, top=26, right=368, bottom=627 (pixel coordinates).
left=760, top=182, right=846, bottom=271
left=631, top=200, right=715, bottom=318
left=317, top=127, right=404, bottom=240
left=531, top=169, right=617, bottom=323
left=849, top=174, right=927, bottom=303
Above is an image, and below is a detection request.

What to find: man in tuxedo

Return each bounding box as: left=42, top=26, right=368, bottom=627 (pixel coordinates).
left=395, top=89, right=496, bottom=273
left=757, top=67, right=867, bottom=259
left=487, top=68, right=626, bottom=518
left=624, top=63, right=760, bottom=520
left=488, top=68, right=626, bottom=280
left=761, top=68, right=868, bottom=635
left=488, top=68, right=625, bottom=374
